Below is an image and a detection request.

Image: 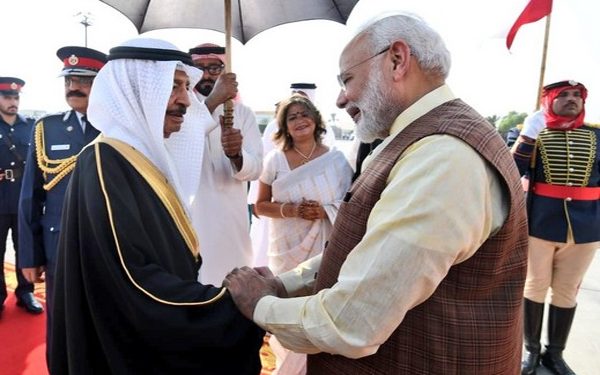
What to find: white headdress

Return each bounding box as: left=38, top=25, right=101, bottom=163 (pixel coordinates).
left=88, top=37, right=212, bottom=212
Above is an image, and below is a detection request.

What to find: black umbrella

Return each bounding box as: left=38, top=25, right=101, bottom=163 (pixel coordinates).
left=99, top=0, right=359, bottom=126
left=100, top=0, right=358, bottom=43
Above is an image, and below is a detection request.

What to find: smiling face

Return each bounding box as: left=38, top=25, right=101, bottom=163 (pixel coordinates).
left=336, top=36, right=397, bottom=143
left=284, top=103, right=317, bottom=143
left=163, top=69, right=191, bottom=138
left=274, top=95, right=326, bottom=149
left=336, top=37, right=372, bottom=124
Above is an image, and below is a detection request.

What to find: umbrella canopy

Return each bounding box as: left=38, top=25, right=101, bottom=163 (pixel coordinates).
left=99, top=0, right=359, bottom=45
left=99, top=0, right=359, bottom=127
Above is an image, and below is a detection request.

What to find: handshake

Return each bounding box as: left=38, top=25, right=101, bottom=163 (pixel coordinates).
left=223, top=266, right=287, bottom=320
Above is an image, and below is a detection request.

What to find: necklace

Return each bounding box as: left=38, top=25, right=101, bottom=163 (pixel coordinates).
left=293, top=142, right=317, bottom=164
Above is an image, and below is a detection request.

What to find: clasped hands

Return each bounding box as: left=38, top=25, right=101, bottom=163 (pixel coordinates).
left=223, top=266, right=287, bottom=320
left=296, top=199, right=325, bottom=221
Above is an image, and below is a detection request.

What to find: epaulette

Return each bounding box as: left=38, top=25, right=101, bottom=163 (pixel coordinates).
left=41, top=110, right=67, bottom=117
left=38, top=111, right=68, bottom=122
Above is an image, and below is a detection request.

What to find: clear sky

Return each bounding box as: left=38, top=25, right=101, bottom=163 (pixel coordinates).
left=2, top=0, right=599, bottom=126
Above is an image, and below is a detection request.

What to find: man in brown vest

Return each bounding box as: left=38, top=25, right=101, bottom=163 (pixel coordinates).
left=225, top=13, right=528, bottom=375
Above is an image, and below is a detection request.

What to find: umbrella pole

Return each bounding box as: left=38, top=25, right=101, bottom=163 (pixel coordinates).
left=223, top=0, right=234, bottom=128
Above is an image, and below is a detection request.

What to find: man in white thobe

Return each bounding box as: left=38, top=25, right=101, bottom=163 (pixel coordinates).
left=189, top=43, right=263, bottom=285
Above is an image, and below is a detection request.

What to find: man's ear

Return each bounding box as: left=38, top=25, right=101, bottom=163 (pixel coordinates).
left=389, top=40, right=411, bottom=72
left=386, top=40, right=412, bottom=85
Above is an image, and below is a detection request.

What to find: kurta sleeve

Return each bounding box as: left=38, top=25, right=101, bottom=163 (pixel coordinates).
left=253, top=136, right=507, bottom=358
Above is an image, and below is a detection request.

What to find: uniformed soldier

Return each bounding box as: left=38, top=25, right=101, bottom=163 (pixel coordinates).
left=0, top=77, right=41, bottom=316
left=18, top=47, right=106, bottom=326
left=512, top=80, right=600, bottom=375
left=505, top=123, right=523, bottom=148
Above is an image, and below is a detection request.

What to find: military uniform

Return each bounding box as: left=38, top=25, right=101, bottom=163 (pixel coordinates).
left=513, top=80, right=599, bottom=375
left=0, top=76, right=41, bottom=314
left=525, top=124, right=600, bottom=243
left=17, top=47, right=106, bottom=323
left=0, top=112, right=35, bottom=308
left=18, top=110, right=100, bottom=284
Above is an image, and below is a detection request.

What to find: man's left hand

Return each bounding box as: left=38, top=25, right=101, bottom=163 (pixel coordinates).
left=224, top=266, right=279, bottom=320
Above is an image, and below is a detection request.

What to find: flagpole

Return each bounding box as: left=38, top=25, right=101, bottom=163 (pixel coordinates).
left=535, top=13, right=552, bottom=110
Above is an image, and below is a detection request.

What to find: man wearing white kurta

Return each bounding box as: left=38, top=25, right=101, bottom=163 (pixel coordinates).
left=189, top=44, right=263, bottom=285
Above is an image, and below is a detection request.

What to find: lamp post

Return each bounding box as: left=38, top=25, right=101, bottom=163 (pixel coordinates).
left=76, top=12, right=93, bottom=47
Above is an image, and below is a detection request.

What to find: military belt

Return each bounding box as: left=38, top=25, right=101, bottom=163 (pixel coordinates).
left=533, top=182, right=600, bottom=201
left=0, top=167, right=23, bottom=181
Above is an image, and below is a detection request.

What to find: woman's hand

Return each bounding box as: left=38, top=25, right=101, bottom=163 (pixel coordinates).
left=298, top=199, right=325, bottom=221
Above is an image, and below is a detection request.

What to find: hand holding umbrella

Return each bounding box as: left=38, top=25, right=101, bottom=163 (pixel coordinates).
left=203, top=72, right=239, bottom=115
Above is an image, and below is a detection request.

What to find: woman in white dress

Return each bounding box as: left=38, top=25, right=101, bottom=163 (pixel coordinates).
left=255, top=95, right=353, bottom=375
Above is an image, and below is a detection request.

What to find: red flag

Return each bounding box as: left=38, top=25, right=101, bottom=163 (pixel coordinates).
left=506, top=0, right=553, bottom=50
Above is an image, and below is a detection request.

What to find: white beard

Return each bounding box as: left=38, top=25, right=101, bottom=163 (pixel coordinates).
left=354, top=68, right=397, bottom=143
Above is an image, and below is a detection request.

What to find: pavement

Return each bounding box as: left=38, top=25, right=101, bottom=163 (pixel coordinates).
left=4, top=234, right=599, bottom=374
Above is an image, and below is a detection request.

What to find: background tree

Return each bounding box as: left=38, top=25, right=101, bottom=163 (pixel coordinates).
left=496, top=111, right=528, bottom=139
left=486, top=115, right=499, bottom=127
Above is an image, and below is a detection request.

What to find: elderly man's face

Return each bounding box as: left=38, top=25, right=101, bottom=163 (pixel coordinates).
left=336, top=37, right=395, bottom=142
left=64, top=75, right=94, bottom=114
left=193, top=57, right=224, bottom=96
left=552, top=88, right=584, bottom=117
left=164, top=69, right=191, bottom=138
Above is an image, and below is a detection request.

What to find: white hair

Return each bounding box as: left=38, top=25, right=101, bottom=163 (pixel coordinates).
left=355, top=13, right=451, bottom=80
